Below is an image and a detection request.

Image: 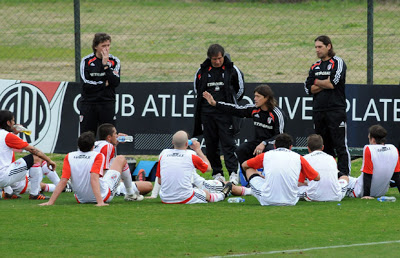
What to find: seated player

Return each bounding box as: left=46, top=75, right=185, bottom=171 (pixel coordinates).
left=156, top=130, right=232, bottom=204
left=94, top=123, right=153, bottom=200
left=242, top=133, right=320, bottom=206
left=0, top=109, right=56, bottom=200
left=346, top=125, right=400, bottom=199
left=40, top=132, right=130, bottom=206
left=298, top=134, right=348, bottom=202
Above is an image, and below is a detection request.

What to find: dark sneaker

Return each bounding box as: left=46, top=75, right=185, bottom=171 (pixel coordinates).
left=2, top=191, right=22, bottom=199
left=221, top=182, right=233, bottom=198
left=63, top=182, right=73, bottom=192
left=29, top=194, right=50, bottom=200
left=136, top=169, right=146, bottom=181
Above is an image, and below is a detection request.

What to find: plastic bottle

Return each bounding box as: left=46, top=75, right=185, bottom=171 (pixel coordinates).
left=377, top=196, right=396, bottom=202
left=117, top=135, right=133, bottom=142
left=14, top=125, right=32, bottom=135
left=188, top=138, right=198, bottom=146
left=227, top=197, right=245, bottom=203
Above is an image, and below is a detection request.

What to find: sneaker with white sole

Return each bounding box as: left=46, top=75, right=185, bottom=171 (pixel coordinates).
left=212, top=173, right=225, bottom=182
left=229, top=172, right=239, bottom=185
left=124, top=193, right=144, bottom=201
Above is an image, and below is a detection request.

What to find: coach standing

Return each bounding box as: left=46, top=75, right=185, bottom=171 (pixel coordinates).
left=304, top=35, right=351, bottom=176
left=193, top=44, right=245, bottom=184
left=79, top=33, right=121, bottom=135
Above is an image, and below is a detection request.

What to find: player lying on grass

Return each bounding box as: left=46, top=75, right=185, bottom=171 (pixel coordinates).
left=345, top=124, right=400, bottom=199
left=156, top=130, right=232, bottom=204
left=94, top=123, right=153, bottom=200
left=0, top=109, right=57, bottom=200
left=298, top=134, right=348, bottom=202
left=242, top=133, right=320, bottom=206
left=40, top=132, right=138, bottom=206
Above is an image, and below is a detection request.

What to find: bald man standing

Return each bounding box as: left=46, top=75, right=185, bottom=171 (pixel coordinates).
left=155, top=130, right=232, bottom=204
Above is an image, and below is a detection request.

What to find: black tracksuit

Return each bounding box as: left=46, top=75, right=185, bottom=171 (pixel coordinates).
left=193, top=57, right=244, bottom=176
left=215, top=102, right=286, bottom=167
left=304, top=55, right=351, bottom=176
left=79, top=53, right=121, bottom=135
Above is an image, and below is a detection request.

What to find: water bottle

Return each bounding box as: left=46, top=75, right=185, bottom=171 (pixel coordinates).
left=14, top=125, right=32, bottom=135
left=377, top=196, right=396, bottom=202
left=227, top=197, right=245, bottom=203
left=188, top=138, right=198, bottom=146
left=117, top=135, right=133, bottom=142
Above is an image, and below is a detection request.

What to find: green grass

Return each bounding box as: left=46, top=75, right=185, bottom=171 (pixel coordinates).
left=2, top=155, right=400, bottom=257
left=0, top=0, right=399, bottom=84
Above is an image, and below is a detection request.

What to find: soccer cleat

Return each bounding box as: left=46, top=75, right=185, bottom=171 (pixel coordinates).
left=136, top=169, right=146, bottom=181
left=63, top=182, right=73, bottom=193
left=2, top=191, right=22, bottom=199
left=213, top=173, right=225, bottom=183
left=221, top=182, right=233, bottom=198
left=124, top=193, right=144, bottom=201
left=229, top=172, right=239, bottom=185
left=29, top=193, right=50, bottom=200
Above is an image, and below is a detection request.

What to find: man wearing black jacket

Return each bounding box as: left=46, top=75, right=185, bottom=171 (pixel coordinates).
left=80, top=33, right=121, bottom=135
left=304, top=35, right=351, bottom=177
left=193, top=44, right=244, bottom=184
left=203, top=84, right=286, bottom=180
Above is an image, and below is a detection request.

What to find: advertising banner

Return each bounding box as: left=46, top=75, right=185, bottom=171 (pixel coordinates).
left=0, top=80, right=398, bottom=155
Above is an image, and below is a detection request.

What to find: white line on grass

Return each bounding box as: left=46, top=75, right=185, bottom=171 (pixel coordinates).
left=209, top=240, right=400, bottom=257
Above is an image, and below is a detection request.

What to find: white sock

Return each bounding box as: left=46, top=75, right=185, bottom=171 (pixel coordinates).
left=29, top=164, right=42, bottom=195
left=42, top=164, right=60, bottom=185
left=209, top=193, right=224, bottom=202
left=241, top=186, right=252, bottom=196
left=121, top=164, right=135, bottom=195
left=3, top=185, right=13, bottom=195
left=43, top=184, right=56, bottom=192
left=150, top=178, right=161, bottom=198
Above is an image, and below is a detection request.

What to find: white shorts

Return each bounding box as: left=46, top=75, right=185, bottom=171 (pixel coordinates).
left=10, top=173, right=30, bottom=194
left=201, top=180, right=224, bottom=193
left=186, top=188, right=208, bottom=204
left=346, top=176, right=360, bottom=198
left=0, top=158, right=29, bottom=188
left=102, top=169, right=121, bottom=202
left=298, top=179, right=348, bottom=202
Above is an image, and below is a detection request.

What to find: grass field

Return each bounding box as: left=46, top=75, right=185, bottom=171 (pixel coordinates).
left=1, top=0, right=399, bottom=84
left=2, top=155, right=400, bottom=257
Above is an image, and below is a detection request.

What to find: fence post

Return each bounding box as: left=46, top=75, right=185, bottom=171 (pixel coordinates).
left=367, top=0, right=373, bottom=85
left=74, top=0, right=81, bottom=83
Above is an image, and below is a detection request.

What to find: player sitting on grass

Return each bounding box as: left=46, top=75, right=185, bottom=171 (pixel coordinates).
left=40, top=132, right=134, bottom=206
left=346, top=124, right=400, bottom=199
left=298, top=134, right=348, bottom=202
left=242, top=133, right=320, bottom=206
left=94, top=123, right=153, bottom=200
left=149, top=167, right=251, bottom=199
left=156, top=130, right=232, bottom=204
left=0, top=109, right=57, bottom=200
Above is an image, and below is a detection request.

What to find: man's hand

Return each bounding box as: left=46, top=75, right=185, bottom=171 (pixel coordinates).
left=47, top=160, right=56, bottom=171
left=95, top=203, right=109, bottom=207
left=361, top=196, right=374, bottom=200
left=253, top=142, right=265, bottom=156
left=202, top=91, right=217, bottom=106
left=101, top=48, right=110, bottom=65
left=189, top=139, right=201, bottom=152
left=39, top=202, right=53, bottom=206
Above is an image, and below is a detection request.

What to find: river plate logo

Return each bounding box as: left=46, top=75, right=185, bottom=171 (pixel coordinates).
left=0, top=80, right=67, bottom=151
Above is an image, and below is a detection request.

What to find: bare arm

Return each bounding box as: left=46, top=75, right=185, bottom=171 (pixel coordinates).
left=189, top=140, right=212, bottom=172
left=39, top=178, right=68, bottom=206
left=90, top=173, right=108, bottom=206
left=23, top=144, right=56, bottom=170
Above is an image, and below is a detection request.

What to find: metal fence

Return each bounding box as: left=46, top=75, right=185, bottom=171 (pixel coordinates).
left=1, top=0, right=399, bottom=85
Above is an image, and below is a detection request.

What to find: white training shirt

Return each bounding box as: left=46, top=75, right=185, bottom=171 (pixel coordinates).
left=247, top=148, right=319, bottom=206
left=303, top=150, right=343, bottom=201
left=353, top=144, right=400, bottom=197
left=156, top=149, right=208, bottom=204
left=62, top=150, right=108, bottom=203
left=0, top=129, right=28, bottom=174
left=93, top=140, right=115, bottom=170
